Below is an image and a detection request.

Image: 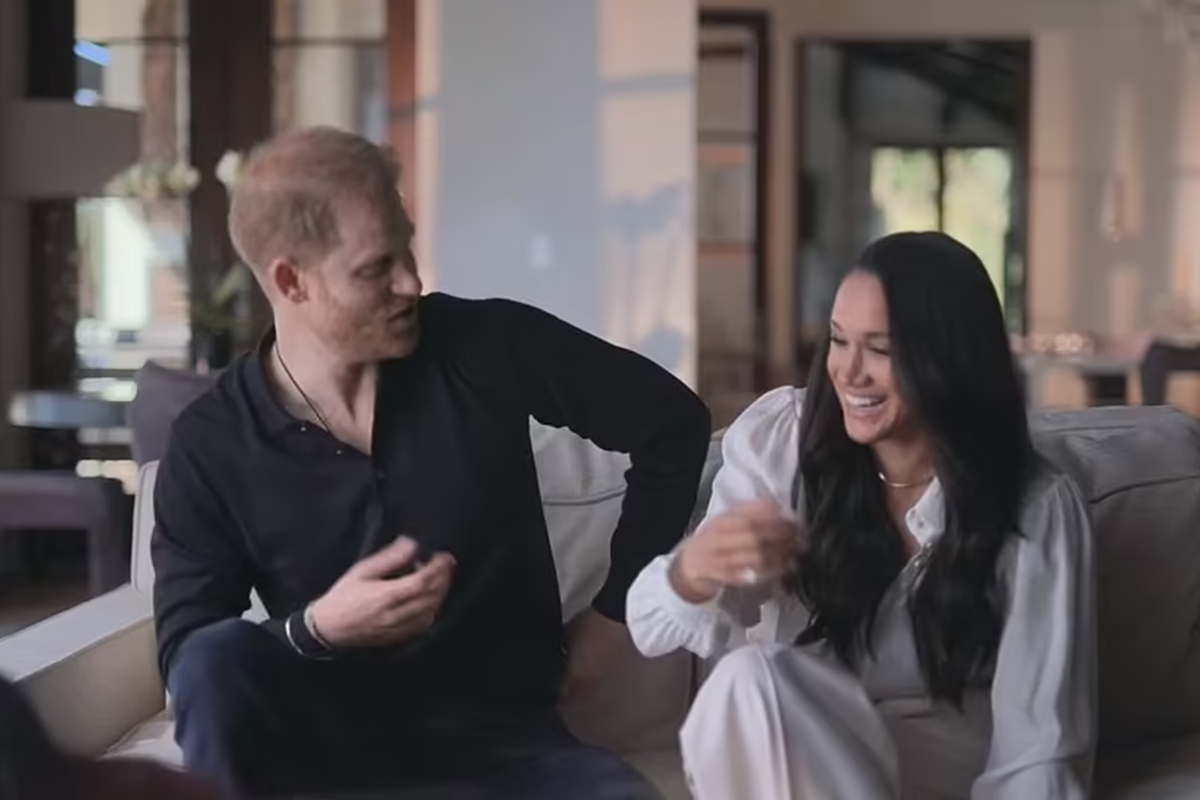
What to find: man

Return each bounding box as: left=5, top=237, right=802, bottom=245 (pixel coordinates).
left=152, top=126, right=711, bottom=798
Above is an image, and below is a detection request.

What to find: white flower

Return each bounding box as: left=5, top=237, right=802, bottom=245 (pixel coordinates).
left=216, top=150, right=243, bottom=188
left=167, top=162, right=199, bottom=193
left=105, top=159, right=201, bottom=199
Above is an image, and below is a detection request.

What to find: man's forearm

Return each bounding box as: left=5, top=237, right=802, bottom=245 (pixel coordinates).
left=494, top=296, right=714, bottom=619
left=592, top=397, right=711, bottom=620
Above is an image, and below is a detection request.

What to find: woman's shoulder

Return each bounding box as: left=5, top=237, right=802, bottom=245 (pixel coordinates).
left=714, top=386, right=806, bottom=498
left=726, top=385, right=806, bottom=441
left=1015, top=457, right=1092, bottom=552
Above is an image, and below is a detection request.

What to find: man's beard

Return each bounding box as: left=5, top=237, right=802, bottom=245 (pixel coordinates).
left=334, top=320, right=418, bottom=361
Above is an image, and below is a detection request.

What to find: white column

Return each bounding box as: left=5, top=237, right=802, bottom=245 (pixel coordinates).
left=416, top=0, right=698, bottom=386
left=1027, top=29, right=1079, bottom=341
left=290, top=0, right=386, bottom=134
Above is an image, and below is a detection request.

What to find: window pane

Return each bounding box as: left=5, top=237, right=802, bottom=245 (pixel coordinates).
left=870, top=147, right=939, bottom=235
left=943, top=147, right=1012, bottom=307
left=77, top=198, right=192, bottom=372
left=273, top=44, right=387, bottom=141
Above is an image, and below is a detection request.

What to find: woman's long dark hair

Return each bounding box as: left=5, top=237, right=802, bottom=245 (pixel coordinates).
left=794, top=231, right=1034, bottom=706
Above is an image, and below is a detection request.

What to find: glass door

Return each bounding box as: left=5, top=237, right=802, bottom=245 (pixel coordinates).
left=870, top=145, right=1015, bottom=319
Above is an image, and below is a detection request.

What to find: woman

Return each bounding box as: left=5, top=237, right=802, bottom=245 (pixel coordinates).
left=628, top=232, right=1096, bottom=799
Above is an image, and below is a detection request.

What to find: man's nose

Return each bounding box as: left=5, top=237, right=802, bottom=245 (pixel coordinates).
left=392, top=262, right=422, bottom=296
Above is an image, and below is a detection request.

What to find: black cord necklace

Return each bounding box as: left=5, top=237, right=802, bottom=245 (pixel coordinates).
left=274, top=343, right=334, bottom=434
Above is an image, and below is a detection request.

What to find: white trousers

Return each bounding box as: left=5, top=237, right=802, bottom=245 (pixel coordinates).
left=680, top=644, right=990, bottom=800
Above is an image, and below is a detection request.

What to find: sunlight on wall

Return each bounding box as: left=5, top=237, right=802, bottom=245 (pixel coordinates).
left=600, top=0, right=696, bottom=385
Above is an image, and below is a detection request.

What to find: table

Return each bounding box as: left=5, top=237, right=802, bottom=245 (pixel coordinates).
left=4, top=391, right=134, bottom=593
left=1020, top=354, right=1139, bottom=407
left=7, top=390, right=129, bottom=430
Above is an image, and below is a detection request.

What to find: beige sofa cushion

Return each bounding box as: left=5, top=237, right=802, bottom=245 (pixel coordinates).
left=1031, top=406, right=1200, bottom=744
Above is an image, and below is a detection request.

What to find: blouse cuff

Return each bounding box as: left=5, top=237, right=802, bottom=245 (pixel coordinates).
left=627, top=554, right=726, bottom=658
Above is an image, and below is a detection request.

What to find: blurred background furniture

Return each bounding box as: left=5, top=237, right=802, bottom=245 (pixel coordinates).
left=125, top=361, right=218, bottom=465
left=1022, top=352, right=1139, bottom=407
left=2, top=389, right=134, bottom=598
left=7, top=390, right=128, bottom=431
left=1139, top=340, right=1200, bottom=408
left=0, top=473, right=129, bottom=597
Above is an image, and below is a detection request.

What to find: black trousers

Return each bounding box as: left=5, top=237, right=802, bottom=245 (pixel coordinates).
left=168, top=620, right=659, bottom=800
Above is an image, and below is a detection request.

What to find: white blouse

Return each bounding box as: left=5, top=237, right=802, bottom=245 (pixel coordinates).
left=627, top=386, right=1097, bottom=799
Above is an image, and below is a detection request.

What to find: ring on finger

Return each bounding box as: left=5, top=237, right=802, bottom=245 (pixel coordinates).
left=738, top=567, right=761, bottom=586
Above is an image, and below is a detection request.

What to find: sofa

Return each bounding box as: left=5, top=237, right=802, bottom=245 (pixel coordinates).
left=1, top=404, right=1199, bottom=798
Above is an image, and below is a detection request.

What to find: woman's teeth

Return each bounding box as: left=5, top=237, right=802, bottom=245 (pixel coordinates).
left=847, top=395, right=884, bottom=409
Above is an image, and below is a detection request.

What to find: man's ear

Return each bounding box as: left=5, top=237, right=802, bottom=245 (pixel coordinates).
left=267, top=257, right=306, bottom=303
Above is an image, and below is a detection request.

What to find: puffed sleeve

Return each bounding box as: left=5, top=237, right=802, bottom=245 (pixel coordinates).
left=972, top=470, right=1097, bottom=799
left=626, top=386, right=811, bottom=659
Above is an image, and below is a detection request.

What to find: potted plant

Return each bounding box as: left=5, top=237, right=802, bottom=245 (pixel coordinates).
left=190, top=262, right=250, bottom=372
left=188, top=150, right=252, bottom=372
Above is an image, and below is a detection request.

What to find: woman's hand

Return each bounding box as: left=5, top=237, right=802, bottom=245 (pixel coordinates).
left=670, top=499, right=804, bottom=604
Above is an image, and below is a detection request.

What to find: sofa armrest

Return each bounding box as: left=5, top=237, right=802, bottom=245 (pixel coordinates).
left=0, top=585, right=164, bottom=757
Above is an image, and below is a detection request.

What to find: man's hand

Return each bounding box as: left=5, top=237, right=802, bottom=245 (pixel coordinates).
left=310, top=536, right=456, bottom=649
left=560, top=609, right=632, bottom=705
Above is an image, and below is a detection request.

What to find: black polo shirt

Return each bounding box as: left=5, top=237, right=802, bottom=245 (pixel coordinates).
left=151, top=292, right=711, bottom=710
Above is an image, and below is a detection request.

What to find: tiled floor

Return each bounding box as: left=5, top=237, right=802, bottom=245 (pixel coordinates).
left=0, top=582, right=89, bottom=640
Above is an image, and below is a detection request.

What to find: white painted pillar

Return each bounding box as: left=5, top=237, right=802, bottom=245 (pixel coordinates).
left=415, top=0, right=698, bottom=386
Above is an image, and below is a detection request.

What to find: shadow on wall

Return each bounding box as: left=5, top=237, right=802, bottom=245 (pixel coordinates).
left=606, top=182, right=689, bottom=373
left=428, top=0, right=694, bottom=378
